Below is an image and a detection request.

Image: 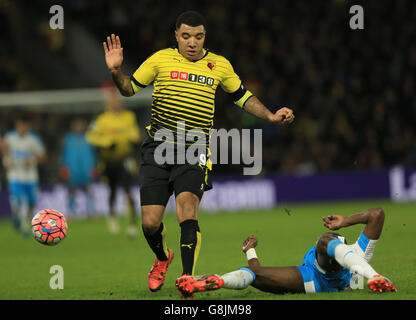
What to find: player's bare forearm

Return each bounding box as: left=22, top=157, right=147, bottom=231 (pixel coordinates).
left=103, top=34, right=133, bottom=96
left=36, top=154, right=46, bottom=165
left=343, top=208, right=385, bottom=227
left=248, top=258, right=261, bottom=269
left=344, top=208, right=385, bottom=239
left=324, top=208, right=385, bottom=239
left=110, top=68, right=134, bottom=97
left=243, top=235, right=261, bottom=268
left=243, top=96, right=274, bottom=122
left=243, top=96, right=295, bottom=125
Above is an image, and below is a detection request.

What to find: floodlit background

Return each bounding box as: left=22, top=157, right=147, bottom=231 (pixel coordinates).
left=1, top=0, right=416, bottom=212
left=1, top=0, right=416, bottom=301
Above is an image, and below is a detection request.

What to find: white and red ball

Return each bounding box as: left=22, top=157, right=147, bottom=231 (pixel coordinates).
left=31, top=209, right=68, bottom=245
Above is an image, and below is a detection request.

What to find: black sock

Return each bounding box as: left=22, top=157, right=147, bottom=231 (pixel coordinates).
left=180, top=219, right=201, bottom=275
left=142, top=223, right=169, bottom=261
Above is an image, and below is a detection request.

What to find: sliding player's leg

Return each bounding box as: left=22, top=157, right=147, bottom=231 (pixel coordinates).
left=249, top=265, right=305, bottom=294
left=318, top=233, right=397, bottom=292
left=176, top=266, right=304, bottom=298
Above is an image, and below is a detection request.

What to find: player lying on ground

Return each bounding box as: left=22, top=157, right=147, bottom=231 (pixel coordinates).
left=176, top=207, right=397, bottom=297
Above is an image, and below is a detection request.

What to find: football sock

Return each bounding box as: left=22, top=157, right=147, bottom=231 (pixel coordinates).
left=221, top=268, right=256, bottom=289
left=327, top=240, right=378, bottom=279
left=109, top=186, right=116, bottom=217
left=180, top=219, right=201, bottom=275
left=142, top=223, right=169, bottom=261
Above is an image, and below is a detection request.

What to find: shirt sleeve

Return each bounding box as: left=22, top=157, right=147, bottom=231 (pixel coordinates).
left=32, top=134, right=45, bottom=157
left=130, top=51, right=159, bottom=94
left=219, top=58, right=253, bottom=108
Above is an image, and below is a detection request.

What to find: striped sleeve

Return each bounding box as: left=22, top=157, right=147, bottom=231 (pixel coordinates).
left=219, top=58, right=253, bottom=108
left=130, top=51, right=159, bottom=93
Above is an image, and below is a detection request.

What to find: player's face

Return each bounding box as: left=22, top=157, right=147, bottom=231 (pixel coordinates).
left=103, top=89, right=122, bottom=113
left=175, top=24, right=206, bottom=61
left=16, top=121, right=30, bottom=136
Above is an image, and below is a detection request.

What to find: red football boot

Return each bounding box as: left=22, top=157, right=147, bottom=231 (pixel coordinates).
left=148, top=248, right=174, bottom=292
left=367, top=274, right=397, bottom=293
left=176, top=274, right=224, bottom=298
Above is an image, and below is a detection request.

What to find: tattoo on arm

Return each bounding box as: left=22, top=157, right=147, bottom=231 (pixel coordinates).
left=111, top=69, right=134, bottom=97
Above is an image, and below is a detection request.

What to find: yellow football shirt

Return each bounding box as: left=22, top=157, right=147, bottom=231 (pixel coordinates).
left=130, top=48, right=253, bottom=145
left=86, top=110, right=140, bottom=162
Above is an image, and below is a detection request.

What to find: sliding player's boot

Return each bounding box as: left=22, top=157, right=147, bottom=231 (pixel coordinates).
left=148, top=248, right=174, bottom=292
left=367, top=274, right=397, bottom=292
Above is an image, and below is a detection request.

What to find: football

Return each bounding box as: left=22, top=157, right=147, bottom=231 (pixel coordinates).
left=31, top=209, right=68, bottom=246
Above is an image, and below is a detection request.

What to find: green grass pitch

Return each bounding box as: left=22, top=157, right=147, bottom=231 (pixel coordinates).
left=0, top=199, right=415, bottom=300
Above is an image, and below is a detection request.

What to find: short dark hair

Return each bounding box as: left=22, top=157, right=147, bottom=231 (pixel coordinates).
left=176, top=11, right=206, bottom=30
left=16, top=114, right=33, bottom=124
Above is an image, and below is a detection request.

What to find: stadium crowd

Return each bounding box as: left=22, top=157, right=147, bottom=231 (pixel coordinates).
left=1, top=0, right=416, bottom=187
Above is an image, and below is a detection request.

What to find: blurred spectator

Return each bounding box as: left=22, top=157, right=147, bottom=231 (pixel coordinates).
left=59, top=117, right=97, bottom=216
left=86, top=84, right=141, bottom=236
left=0, top=114, right=45, bottom=237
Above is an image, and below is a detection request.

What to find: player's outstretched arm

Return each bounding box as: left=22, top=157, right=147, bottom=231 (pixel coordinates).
left=322, top=207, right=385, bottom=240
left=243, top=96, right=295, bottom=125
left=103, top=34, right=134, bottom=97
left=0, top=138, right=11, bottom=170
left=242, top=235, right=261, bottom=268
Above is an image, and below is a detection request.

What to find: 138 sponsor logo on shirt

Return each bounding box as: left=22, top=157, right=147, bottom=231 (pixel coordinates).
left=170, top=71, right=214, bottom=86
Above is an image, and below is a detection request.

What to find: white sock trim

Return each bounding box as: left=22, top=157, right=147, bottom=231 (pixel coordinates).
left=334, top=244, right=378, bottom=279
left=246, top=248, right=258, bottom=261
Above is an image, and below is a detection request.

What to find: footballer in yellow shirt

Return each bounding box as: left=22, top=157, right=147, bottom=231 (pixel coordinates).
left=86, top=85, right=141, bottom=236
left=103, top=11, right=295, bottom=292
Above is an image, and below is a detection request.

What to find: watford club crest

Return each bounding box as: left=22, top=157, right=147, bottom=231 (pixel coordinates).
left=207, top=61, right=216, bottom=71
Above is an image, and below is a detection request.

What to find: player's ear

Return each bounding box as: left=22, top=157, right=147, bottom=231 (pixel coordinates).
left=174, top=30, right=179, bottom=42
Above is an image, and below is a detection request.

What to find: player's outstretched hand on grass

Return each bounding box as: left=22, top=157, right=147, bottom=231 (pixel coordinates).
left=322, top=215, right=345, bottom=231
left=271, top=107, right=295, bottom=125
left=242, top=235, right=258, bottom=252
left=103, top=34, right=124, bottom=72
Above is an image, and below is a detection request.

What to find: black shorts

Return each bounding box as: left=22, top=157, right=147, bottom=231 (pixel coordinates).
left=103, top=159, right=135, bottom=191
left=138, top=137, right=212, bottom=206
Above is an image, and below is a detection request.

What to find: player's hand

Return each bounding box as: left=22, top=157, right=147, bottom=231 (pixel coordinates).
left=270, top=107, right=295, bottom=125
left=242, top=235, right=258, bottom=252
left=2, top=157, right=12, bottom=170
left=24, top=157, right=36, bottom=168
left=322, top=215, right=345, bottom=231
left=59, top=166, right=70, bottom=180
left=103, top=34, right=124, bottom=72
left=90, top=167, right=100, bottom=181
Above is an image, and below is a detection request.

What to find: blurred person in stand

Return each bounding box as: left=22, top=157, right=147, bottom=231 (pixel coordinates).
left=59, top=117, right=97, bottom=218
left=0, top=114, right=46, bottom=237
left=86, top=83, right=141, bottom=237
